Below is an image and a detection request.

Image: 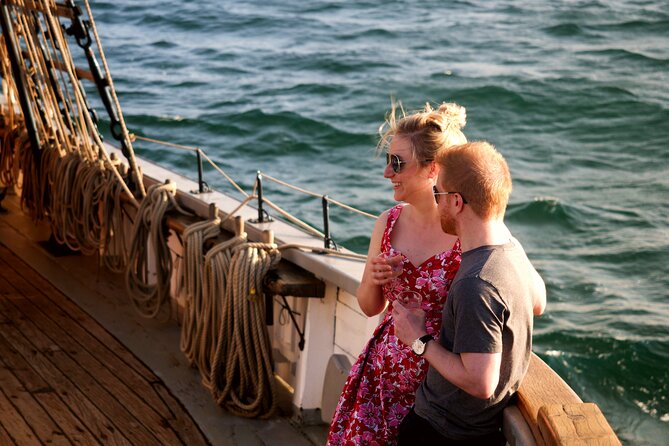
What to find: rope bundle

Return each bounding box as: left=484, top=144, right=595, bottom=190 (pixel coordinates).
left=125, top=181, right=189, bottom=319
left=210, top=241, right=281, bottom=418
left=178, top=216, right=224, bottom=369
left=102, top=155, right=130, bottom=272
left=193, top=233, right=247, bottom=386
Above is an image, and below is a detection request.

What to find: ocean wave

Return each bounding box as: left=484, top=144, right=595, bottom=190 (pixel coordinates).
left=589, top=18, right=669, bottom=34
left=336, top=28, right=396, bottom=41
left=578, top=48, right=669, bottom=68
left=455, top=85, right=530, bottom=108
left=542, top=23, right=590, bottom=37
left=506, top=198, right=584, bottom=230
left=278, top=53, right=396, bottom=75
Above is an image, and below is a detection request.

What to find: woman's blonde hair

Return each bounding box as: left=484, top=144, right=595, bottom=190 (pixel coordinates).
left=378, top=100, right=467, bottom=165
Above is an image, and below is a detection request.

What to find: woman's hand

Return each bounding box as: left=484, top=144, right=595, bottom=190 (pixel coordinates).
left=371, top=254, right=403, bottom=285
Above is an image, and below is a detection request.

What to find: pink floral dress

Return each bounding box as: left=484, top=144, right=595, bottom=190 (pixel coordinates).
left=327, top=204, right=461, bottom=446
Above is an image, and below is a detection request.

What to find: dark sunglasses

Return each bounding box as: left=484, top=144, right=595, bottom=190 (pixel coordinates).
left=433, top=185, right=468, bottom=205
left=386, top=153, right=405, bottom=173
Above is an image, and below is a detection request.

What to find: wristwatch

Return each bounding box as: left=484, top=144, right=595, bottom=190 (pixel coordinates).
left=411, top=334, right=433, bottom=356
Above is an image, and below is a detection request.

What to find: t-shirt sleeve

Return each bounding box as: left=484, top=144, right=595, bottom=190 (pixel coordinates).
left=451, top=278, right=506, bottom=354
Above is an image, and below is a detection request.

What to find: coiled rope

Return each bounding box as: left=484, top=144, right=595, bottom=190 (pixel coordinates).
left=210, top=241, right=281, bottom=418
left=125, top=181, right=191, bottom=319
left=178, top=216, right=222, bottom=367
left=193, top=233, right=248, bottom=388
left=102, top=154, right=130, bottom=272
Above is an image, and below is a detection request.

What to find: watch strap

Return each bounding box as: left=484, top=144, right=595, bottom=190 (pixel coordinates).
left=419, top=334, right=433, bottom=344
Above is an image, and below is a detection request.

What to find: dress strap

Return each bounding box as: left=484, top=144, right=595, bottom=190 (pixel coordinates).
left=380, top=204, right=404, bottom=253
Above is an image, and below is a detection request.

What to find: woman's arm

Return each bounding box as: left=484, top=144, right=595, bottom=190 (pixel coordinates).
left=356, top=212, right=391, bottom=316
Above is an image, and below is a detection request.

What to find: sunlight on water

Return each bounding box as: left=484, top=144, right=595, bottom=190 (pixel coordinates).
left=89, top=1, right=669, bottom=443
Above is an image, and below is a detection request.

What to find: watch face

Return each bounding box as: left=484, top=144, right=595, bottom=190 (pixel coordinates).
left=412, top=338, right=426, bottom=355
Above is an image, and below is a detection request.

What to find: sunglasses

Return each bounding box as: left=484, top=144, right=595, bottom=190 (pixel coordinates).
left=433, top=185, right=468, bottom=205
left=386, top=153, right=405, bottom=173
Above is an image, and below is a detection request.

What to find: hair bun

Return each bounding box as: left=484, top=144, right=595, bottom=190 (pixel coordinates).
left=436, top=102, right=466, bottom=130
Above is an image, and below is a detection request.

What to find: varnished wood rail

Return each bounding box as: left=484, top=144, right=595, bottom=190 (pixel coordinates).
left=506, top=353, right=621, bottom=446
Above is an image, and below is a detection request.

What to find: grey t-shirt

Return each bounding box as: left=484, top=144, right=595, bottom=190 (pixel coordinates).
left=414, top=239, right=539, bottom=439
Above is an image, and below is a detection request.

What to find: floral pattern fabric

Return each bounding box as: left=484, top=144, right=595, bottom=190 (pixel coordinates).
left=327, top=204, right=461, bottom=446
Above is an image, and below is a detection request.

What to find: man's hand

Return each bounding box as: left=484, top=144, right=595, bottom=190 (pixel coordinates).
left=392, top=301, right=428, bottom=346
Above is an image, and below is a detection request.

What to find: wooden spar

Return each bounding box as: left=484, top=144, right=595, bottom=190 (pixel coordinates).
left=509, top=354, right=621, bottom=446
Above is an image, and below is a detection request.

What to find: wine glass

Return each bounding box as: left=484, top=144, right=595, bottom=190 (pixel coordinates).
left=378, top=251, right=404, bottom=278
left=397, top=290, right=422, bottom=309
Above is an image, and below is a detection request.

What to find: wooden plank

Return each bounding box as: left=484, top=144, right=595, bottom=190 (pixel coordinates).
left=0, top=358, right=70, bottom=445
left=516, top=354, right=582, bottom=445
left=0, top=247, right=159, bottom=383
left=0, top=334, right=100, bottom=446
left=0, top=300, right=140, bottom=446
left=538, top=404, right=621, bottom=446
left=0, top=421, right=17, bottom=446
left=0, top=288, right=179, bottom=446
left=264, top=261, right=325, bottom=298
left=0, top=389, right=41, bottom=446
left=0, top=258, right=175, bottom=421
left=0, top=247, right=207, bottom=445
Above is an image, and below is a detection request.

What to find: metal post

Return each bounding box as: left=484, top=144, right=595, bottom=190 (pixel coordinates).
left=322, top=195, right=335, bottom=249
left=191, top=149, right=209, bottom=194
left=196, top=149, right=204, bottom=193
left=249, top=171, right=272, bottom=223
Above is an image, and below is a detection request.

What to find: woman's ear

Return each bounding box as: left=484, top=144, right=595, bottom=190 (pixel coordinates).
left=428, top=161, right=439, bottom=180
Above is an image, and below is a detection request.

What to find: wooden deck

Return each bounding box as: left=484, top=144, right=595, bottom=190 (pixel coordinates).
left=0, top=243, right=209, bottom=446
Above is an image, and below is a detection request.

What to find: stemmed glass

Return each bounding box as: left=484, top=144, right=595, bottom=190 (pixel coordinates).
left=378, top=252, right=404, bottom=278
left=397, top=290, right=422, bottom=310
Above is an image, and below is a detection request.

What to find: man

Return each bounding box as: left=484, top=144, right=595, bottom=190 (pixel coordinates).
left=393, top=141, right=546, bottom=445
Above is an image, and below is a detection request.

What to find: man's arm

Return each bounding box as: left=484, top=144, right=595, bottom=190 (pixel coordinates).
left=531, top=268, right=547, bottom=316
left=392, top=303, right=501, bottom=399
left=509, top=235, right=546, bottom=316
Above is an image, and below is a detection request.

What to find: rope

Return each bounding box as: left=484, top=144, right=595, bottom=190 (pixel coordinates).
left=132, top=134, right=199, bottom=153
left=262, top=197, right=325, bottom=239
left=194, top=234, right=247, bottom=387
left=178, top=216, right=222, bottom=368
left=210, top=241, right=281, bottom=418
left=82, top=0, right=146, bottom=198
left=125, top=181, right=190, bottom=319
left=102, top=155, right=130, bottom=272
left=278, top=243, right=367, bottom=261
left=199, top=150, right=249, bottom=198
left=262, top=172, right=377, bottom=220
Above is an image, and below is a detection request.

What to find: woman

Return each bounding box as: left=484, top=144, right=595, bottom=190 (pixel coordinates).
left=327, top=102, right=467, bottom=446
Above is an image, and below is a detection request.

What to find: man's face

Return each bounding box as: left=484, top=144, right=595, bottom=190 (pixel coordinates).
left=436, top=171, right=458, bottom=236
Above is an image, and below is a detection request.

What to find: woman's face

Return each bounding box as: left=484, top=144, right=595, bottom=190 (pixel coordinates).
left=384, top=135, right=433, bottom=203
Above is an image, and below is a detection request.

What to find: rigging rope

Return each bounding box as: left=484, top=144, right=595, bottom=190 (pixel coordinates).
left=210, top=241, right=281, bottom=419
left=82, top=0, right=146, bottom=198
left=178, top=216, right=222, bottom=368
left=196, top=233, right=247, bottom=387
left=125, top=181, right=191, bottom=319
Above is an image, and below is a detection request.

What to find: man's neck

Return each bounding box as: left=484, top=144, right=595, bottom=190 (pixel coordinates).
left=458, top=219, right=510, bottom=253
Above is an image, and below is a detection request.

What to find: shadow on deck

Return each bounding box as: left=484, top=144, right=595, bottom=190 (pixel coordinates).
left=0, top=242, right=209, bottom=445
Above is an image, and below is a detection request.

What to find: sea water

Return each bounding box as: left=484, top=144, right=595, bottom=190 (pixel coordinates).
left=88, top=1, right=669, bottom=443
